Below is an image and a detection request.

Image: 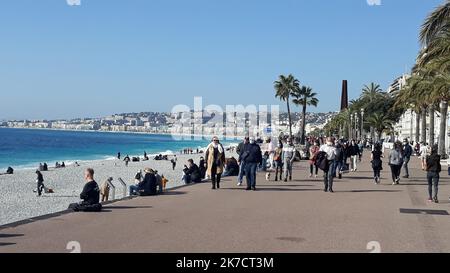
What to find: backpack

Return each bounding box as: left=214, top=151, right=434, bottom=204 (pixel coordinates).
left=315, top=151, right=329, bottom=171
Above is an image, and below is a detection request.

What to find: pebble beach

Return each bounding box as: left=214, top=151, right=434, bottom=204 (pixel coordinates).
left=0, top=149, right=238, bottom=226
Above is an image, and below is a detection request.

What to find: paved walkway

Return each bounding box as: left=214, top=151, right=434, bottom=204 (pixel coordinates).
left=1, top=152, right=450, bottom=253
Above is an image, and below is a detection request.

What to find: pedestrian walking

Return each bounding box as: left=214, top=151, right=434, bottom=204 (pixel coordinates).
left=273, top=142, right=283, bottom=181
left=402, top=138, right=413, bottom=178
left=281, top=137, right=297, bottom=182
left=237, top=136, right=249, bottom=186
left=389, top=142, right=404, bottom=185
left=425, top=144, right=441, bottom=203
left=371, top=143, right=383, bottom=184
left=309, top=140, right=320, bottom=178
left=35, top=170, right=45, bottom=196
left=319, top=137, right=337, bottom=193
left=348, top=140, right=360, bottom=172
left=205, top=136, right=225, bottom=189
left=239, top=137, right=262, bottom=191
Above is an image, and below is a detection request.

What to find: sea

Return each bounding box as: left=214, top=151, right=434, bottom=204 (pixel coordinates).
left=0, top=128, right=234, bottom=170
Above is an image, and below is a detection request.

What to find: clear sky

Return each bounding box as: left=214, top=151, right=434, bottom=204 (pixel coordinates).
left=0, top=0, right=444, bottom=120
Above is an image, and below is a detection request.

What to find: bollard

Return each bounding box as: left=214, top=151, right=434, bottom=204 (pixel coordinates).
left=107, top=180, right=116, bottom=200
left=118, top=178, right=127, bottom=198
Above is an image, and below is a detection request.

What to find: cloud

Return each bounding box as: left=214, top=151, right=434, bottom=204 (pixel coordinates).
left=66, top=0, right=81, bottom=6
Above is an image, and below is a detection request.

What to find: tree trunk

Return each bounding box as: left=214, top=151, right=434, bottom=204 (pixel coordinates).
left=429, top=105, right=435, bottom=145
left=421, top=106, right=427, bottom=144
left=300, top=103, right=307, bottom=144
left=438, top=100, right=448, bottom=157
left=286, top=99, right=293, bottom=139
left=415, top=111, right=420, bottom=143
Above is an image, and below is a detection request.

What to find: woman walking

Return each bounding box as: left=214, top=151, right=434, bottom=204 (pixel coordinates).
left=371, top=143, right=383, bottom=184
left=309, top=140, right=320, bottom=178
left=205, top=136, right=225, bottom=189
left=388, top=142, right=403, bottom=185
left=425, top=145, right=441, bottom=203
left=273, top=142, right=283, bottom=181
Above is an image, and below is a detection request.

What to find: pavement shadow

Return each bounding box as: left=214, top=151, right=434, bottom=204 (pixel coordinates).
left=0, top=234, right=24, bottom=238
left=162, top=191, right=187, bottom=196
left=0, top=242, right=16, bottom=247
left=340, top=190, right=402, bottom=193
left=105, top=205, right=153, bottom=210
left=224, top=187, right=322, bottom=192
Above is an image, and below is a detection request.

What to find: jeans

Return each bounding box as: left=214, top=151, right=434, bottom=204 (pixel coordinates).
left=350, top=155, right=358, bottom=170
left=244, top=162, right=258, bottom=188
left=237, top=161, right=246, bottom=184
left=309, top=164, right=318, bottom=175
left=334, top=160, right=343, bottom=176
left=283, top=158, right=293, bottom=179
left=390, top=164, right=401, bottom=182
left=403, top=157, right=410, bottom=177
left=260, top=157, right=268, bottom=171
left=129, top=185, right=139, bottom=195
left=427, top=171, right=439, bottom=199
left=274, top=161, right=283, bottom=180
left=323, top=161, right=335, bottom=190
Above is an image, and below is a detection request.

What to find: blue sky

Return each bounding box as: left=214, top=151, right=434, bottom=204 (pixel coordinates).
left=0, top=0, right=444, bottom=120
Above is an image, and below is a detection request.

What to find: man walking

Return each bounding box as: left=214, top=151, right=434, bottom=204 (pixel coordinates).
left=402, top=138, right=413, bottom=178
left=281, top=137, right=297, bottom=182
left=320, top=137, right=337, bottom=193
left=239, top=137, right=262, bottom=191
left=237, top=136, right=249, bottom=186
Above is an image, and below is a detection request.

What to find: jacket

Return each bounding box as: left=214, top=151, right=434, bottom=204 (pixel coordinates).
left=239, top=143, right=262, bottom=164
left=140, top=173, right=157, bottom=195
left=80, top=180, right=100, bottom=205
left=426, top=153, right=441, bottom=173
left=389, top=149, right=403, bottom=166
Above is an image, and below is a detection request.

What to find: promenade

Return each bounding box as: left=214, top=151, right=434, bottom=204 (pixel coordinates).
left=1, top=152, right=450, bottom=253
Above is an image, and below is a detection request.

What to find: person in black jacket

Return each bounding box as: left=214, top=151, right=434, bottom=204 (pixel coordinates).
left=426, top=145, right=441, bottom=203
left=182, top=159, right=201, bottom=184
left=347, top=140, right=360, bottom=172
left=199, top=156, right=206, bottom=179
left=68, top=168, right=102, bottom=212
left=239, top=137, right=262, bottom=191
left=35, top=170, right=45, bottom=196
left=130, top=168, right=157, bottom=196
left=402, top=139, right=413, bottom=178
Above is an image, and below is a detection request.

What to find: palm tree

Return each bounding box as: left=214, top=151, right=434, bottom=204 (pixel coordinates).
left=367, top=112, right=394, bottom=141
left=274, top=74, right=300, bottom=139
left=419, top=0, right=450, bottom=46
left=361, top=83, right=383, bottom=139
left=419, top=4, right=450, bottom=155
left=292, top=86, right=319, bottom=144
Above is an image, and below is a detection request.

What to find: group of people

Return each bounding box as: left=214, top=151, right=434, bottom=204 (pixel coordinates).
left=129, top=168, right=168, bottom=196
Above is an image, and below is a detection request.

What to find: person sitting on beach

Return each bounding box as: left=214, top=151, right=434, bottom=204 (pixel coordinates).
left=155, top=170, right=164, bottom=193
left=55, top=162, right=61, bottom=168
left=38, top=163, right=44, bottom=171
left=124, top=155, right=130, bottom=166
left=129, top=168, right=157, bottom=196
left=6, top=167, right=14, bottom=175
left=43, top=163, right=48, bottom=171
left=182, top=159, right=201, bottom=184
left=61, top=162, right=66, bottom=168
left=68, top=168, right=102, bottom=212
left=75, top=161, right=80, bottom=167
left=223, top=157, right=239, bottom=177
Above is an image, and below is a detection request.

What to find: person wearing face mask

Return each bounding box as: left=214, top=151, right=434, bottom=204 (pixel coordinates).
left=281, top=137, right=297, bottom=182
left=239, top=137, right=262, bottom=190
left=237, top=136, right=250, bottom=186
left=319, top=137, right=337, bottom=192
left=347, top=140, right=360, bottom=172
left=205, top=136, right=225, bottom=189
left=402, top=138, right=413, bottom=179
left=273, top=142, right=284, bottom=181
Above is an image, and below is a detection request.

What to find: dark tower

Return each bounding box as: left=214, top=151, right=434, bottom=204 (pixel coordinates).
left=340, top=80, right=348, bottom=111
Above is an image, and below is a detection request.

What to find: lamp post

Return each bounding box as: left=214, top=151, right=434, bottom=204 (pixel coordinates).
left=353, top=113, right=357, bottom=140
left=360, top=108, right=364, bottom=140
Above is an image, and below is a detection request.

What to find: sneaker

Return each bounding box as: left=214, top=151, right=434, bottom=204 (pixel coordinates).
left=309, top=174, right=312, bottom=178
left=237, top=182, right=242, bottom=186
left=329, top=189, right=334, bottom=193
left=427, top=198, right=433, bottom=202
left=338, top=173, right=342, bottom=179
left=315, top=174, right=318, bottom=178
left=245, top=187, right=251, bottom=191
left=252, top=187, right=256, bottom=191
left=289, top=176, right=292, bottom=181
left=434, top=197, right=439, bottom=203
left=324, top=188, right=328, bottom=192
left=402, top=175, right=409, bottom=178
left=392, top=182, right=396, bottom=185
left=284, top=178, right=287, bottom=182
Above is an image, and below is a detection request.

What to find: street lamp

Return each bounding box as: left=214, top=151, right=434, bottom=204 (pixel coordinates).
left=360, top=108, right=364, bottom=140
